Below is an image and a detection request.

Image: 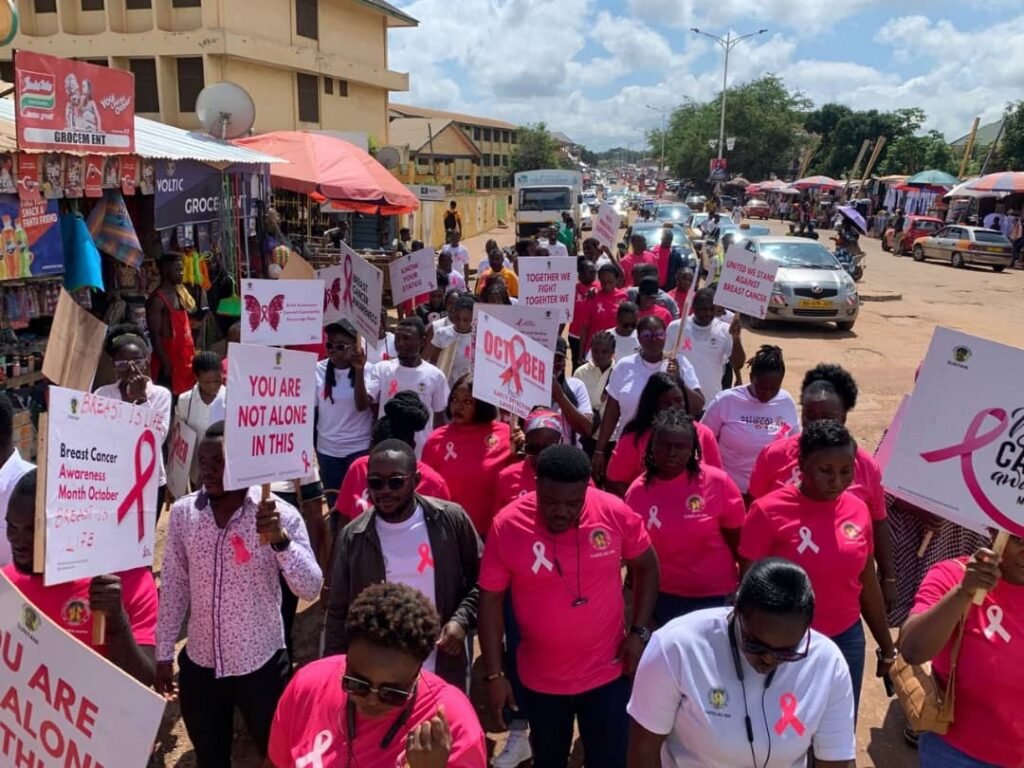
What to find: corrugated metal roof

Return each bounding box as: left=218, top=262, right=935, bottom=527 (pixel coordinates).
left=389, top=102, right=519, bottom=131
left=356, top=0, right=419, bottom=27
left=0, top=98, right=285, bottom=165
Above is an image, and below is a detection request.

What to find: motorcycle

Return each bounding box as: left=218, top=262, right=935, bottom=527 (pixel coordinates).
left=832, top=239, right=865, bottom=281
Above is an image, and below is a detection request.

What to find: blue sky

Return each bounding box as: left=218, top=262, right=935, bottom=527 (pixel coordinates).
left=388, top=0, right=1023, bottom=150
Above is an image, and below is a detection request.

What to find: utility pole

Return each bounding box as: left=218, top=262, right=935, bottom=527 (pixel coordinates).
left=645, top=104, right=668, bottom=177
left=691, top=27, right=767, bottom=161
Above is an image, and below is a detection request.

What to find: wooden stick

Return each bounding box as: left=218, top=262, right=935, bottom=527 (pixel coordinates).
left=260, top=483, right=271, bottom=545
left=916, top=530, right=934, bottom=558
left=973, top=530, right=1010, bottom=606
left=92, top=612, right=106, bottom=645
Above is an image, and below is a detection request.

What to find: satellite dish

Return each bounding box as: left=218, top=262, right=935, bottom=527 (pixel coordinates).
left=196, top=82, right=256, bottom=140
left=376, top=146, right=402, bottom=169
left=0, top=0, right=19, bottom=48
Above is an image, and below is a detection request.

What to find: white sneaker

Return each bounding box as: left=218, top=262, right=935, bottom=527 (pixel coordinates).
left=492, top=729, right=532, bottom=768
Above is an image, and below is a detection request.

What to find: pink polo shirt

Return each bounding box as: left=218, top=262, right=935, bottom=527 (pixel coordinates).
left=739, top=485, right=873, bottom=637
left=581, top=289, right=629, bottom=346
left=911, top=559, right=1024, bottom=767
left=606, top=423, right=723, bottom=486
left=479, top=488, right=651, bottom=694
left=747, top=435, right=887, bottom=521
left=624, top=466, right=744, bottom=597
left=495, top=460, right=537, bottom=516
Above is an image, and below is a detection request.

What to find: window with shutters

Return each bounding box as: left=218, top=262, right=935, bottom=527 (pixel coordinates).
left=172, top=0, right=201, bottom=6
left=34, top=0, right=57, bottom=12
left=296, top=0, right=318, bottom=40
left=324, top=78, right=333, bottom=95
left=337, top=79, right=348, bottom=97
left=129, top=59, right=159, bottom=113
left=81, top=0, right=104, bottom=10
left=176, top=57, right=204, bottom=113
left=297, top=73, right=319, bottom=123
left=126, top=0, right=151, bottom=8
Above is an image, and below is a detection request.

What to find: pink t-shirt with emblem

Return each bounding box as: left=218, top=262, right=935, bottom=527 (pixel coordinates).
left=335, top=457, right=451, bottom=523
left=739, top=485, right=873, bottom=636
left=268, top=656, right=487, bottom=768
left=479, top=487, right=652, bottom=694
left=606, top=422, right=723, bottom=486
left=910, top=559, right=1024, bottom=767
left=582, top=289, right=629, bottom=343
left=624, top=466, right=744, bottom=597
left=495, top=460, right=537, bottom=517
left=422, top=421, right=514, bottom=535
left=569, top=283, right=596, bottom=337
left=747, top=435, right=887, bottom=521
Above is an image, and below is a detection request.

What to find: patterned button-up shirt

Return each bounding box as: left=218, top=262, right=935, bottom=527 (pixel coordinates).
left=156, top=487, right=322, bottom=677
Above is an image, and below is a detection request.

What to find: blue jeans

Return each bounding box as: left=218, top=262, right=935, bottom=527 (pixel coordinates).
left=829, top=620, right=866, bottom=720
left=522, top=676, right=631, bottom=768
left=317, top=450, right=368, bottom=531
left=919, top=733, right=1001, bottom=767
left=654, top=593, right=728, bottom=626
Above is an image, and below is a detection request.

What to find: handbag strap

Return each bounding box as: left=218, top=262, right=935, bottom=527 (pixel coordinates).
left=940, top=563, right=974, bottom=714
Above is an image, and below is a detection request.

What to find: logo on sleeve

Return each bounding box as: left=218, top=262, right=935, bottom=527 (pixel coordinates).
left=61, top=597, right=90, bottom=626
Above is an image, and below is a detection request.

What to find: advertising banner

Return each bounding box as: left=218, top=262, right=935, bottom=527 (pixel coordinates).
left=473, top=312, right=553, bottom=419
left=713, top=244, right=779, bottom=319
left=388, top=247, right=437, bottom=307
left=320, top=242, right=383, bottom=348
left=0, top=194, right=64, bottom=281
left=14, top=51, right=135, bottom=154
left=518, top=256, right=577, bottom=323
left=240, top=278, right=325, bottom=346
left=154, top=160, right=252, bottom=229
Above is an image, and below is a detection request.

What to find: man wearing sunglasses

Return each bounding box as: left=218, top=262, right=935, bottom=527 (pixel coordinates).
left=627, top=558, right=856, bottom=768
left=323, top=439, right=482, bottom=691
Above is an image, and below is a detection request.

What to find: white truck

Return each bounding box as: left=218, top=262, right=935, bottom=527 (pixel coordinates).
left=514, top=169, right=583, bottom=241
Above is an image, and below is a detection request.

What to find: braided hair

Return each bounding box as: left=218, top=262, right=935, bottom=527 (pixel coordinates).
left=748, top=344, right=785, bottom=377
left=622, top=372, right=683, bottom=437
left=370, top=391, right=430, bottom=449
left=322, top=322, right=357, bottom=403
left=643, top=408, right=702, bottom=486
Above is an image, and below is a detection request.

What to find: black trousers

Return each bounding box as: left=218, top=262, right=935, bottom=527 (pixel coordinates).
left=178, top=646, right=291, bottom=767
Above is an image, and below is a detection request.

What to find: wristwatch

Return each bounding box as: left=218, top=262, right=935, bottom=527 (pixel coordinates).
left=630, top=625, right=651, bottom=643
left=270, top=532, right=292, bottom=553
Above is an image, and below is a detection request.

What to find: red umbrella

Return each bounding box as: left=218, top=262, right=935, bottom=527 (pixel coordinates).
left=793, top=175, right=842, bottom=190
left=965, top=172, right=1024, bottom=194
left=234, top=131, right=419, bottom=214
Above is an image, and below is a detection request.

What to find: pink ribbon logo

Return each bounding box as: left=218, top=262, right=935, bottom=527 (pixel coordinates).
left=230, top=533, right=251, bottom=565
left=387, top=378, right=399, bottom=398
left=302, top=451, right=311, bottom=473
left=499, top=336, right=529, bottom=395
left=774, top=422, right=793, bottom=442
left=774, top=693, right=806, bottom=736
left=116, top=430, right=156, bottom=542
left=416, top=542, right=434, bottom=574
left=342, top=254, right=354, bottom=308
left=920, top=408, right=1024, bottom=536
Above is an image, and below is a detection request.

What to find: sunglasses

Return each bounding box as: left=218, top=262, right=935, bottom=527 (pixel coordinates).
left=325, top=342, right=353, bottom=352
left=639, top=331, right=667, bottom=342
left=738, top=616, right=810, bottom=662
left=367, top=474, right=411, bottom=491
left=342, top=674, right=416, bottom=706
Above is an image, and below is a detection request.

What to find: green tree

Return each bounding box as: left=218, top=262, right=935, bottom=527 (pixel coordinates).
left=510, top=123, right=562, bottom=173
left=876, top=130, right=957, bottom=175
left=806, top=107, right=926, bottom=178
left=1001, top=102, right=1024, bottom=171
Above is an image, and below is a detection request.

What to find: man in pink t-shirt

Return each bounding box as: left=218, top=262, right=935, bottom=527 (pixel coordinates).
left=479, top=445, right=658, bottom=768
left=2, top=469, right=158, bottom=685
left=620, top=234, right=659, bottom=288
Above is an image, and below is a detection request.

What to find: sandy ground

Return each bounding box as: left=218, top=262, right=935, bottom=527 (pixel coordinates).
left=154, top=215, right=1023, bottom=767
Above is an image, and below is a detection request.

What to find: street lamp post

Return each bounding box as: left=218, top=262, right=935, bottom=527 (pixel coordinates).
left=644, top=104, right=667, bottom=178
left=691, top=27, right=767, bottom=161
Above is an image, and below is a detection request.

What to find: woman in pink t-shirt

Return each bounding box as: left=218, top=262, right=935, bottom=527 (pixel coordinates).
left=494, top=409, right=564, bottom=515
left=422, top=373, right=514, bottom=536
left=625, top=410, right=744, bottom=624
left=739, top=420, right=896, bottom=718
left=267, top=583, right=486, bottom=768
left=578, top=263, right=628, bottom=356
left=900, top=541, right=1024, bottom=768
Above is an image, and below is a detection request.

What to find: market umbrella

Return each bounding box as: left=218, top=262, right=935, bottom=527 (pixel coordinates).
left=964, top=171, right=1024, bottom=195
left=759, top=179, right=787, bottom=190
left=233, top=131, right=419, bottom=214
left=943, top=177, right=1008, bottom=199
left=836, top=205, right=867, bottom=235
left=793, top=175, right=842, bottom=190
left=729, top=177, right=750, bottom=187
left=905, top=169, right=960, bottom=187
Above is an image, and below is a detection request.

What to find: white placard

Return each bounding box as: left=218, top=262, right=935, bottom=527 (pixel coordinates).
left=45, top=387, right=160, bottom=585
left=473, top=313, right=553, bottom=419
left=592, top=203, right=620, bottom=251
left=473, top=304, right=560, bottom=352
left=517, top=256, right=577, bottom=323
left=873, top=394, right=910, bottom=475
left=883, top=327, right=1024, bottom=536
left=223, top=343, right=317, bottom=491
left=0, top=572, right=166, bottom=767
left=319, top=243, right=383, bottom=349
left=240, top=278, right=325, bottom=346
left=713, top=244, right=779, bottom=319
left=165, top=418, right=198, bottom=499
left=388, top=247, right=437, bottom=307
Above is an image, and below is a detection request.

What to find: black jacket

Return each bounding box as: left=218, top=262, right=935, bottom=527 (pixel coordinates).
left=322, top=495, right=482, bottom=688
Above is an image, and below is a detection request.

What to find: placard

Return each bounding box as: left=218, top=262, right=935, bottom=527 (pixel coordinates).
left=473, top=313, right=553, bottom=419
left=883, top=328, right=1024, bottom=535
left=240, top=278, right=324, bottom=346
left=387, top=247, right=437, bottom=306
left=0, top=572, right=166, bottom=768
left=473, top=304, right=560, bottom=352
left=517, top=256, right=577, bottom=323
left=14, top=51, right=135, bottom=154
left=42, top=289, right=107, bottom=391
left=223, top=343, right=317, bottom=491
left=713, top=244, right=779, bottom=319
left=873, top=394, right=910, bottom=474
left=44, top=387, right=161, bottom=585
left=592, top=203, right=620, bottom=251
left=166, top=418, right=198, bottom=499
left=320, top=242, right=383, bottom=348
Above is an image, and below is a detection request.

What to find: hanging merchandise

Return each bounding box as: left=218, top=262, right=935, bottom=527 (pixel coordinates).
left=86, top=190, right=144, bottom=269
left=61, top=209, right=104, bottom=292
left=0, top=279, right=61, bottom=330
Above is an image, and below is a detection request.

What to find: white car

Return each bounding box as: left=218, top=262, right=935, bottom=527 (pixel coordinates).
left=580, top=210, right=593, bottom=230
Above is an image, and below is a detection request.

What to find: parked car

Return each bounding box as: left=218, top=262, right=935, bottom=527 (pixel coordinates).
left=629, top=221, right=695, bottom=261
left=742, top=237, right=860, bottom=331
left=883, top=215, right=943, bottom=255
left=744, top=198, right=771, bottom=219
left=653, top=202, right=693, bottom=224
left=738, top=223, right=772, bottom=236
left=912, top=225, right=1014, bottom=271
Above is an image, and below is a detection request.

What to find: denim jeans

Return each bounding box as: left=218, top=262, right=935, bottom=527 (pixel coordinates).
left=317, top=450, right=369, bottom=530
left=829, top=619, right=866, bottom=720
left=919, top=733, right=1001, bottom=767
left=523, top=676, right=631, bottom=768
left=654, top=592, right=728, bottom=627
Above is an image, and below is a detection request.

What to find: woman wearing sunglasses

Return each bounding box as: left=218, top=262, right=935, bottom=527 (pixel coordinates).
left=269, top=582, right=487, bottom=767
left=593, top=316, right=705, bottom=485
left=627, top=558, right=856, bottom=768
left=739, top=420, right=895, bottom=720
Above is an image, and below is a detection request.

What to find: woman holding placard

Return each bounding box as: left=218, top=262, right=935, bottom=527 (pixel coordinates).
left=174, top=351, right=226, bottom=488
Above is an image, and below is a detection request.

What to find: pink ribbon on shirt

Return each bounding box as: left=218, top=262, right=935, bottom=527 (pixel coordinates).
left=774, top=693, right=806, bottom=736
left=416, top=543, right=435, bottom=573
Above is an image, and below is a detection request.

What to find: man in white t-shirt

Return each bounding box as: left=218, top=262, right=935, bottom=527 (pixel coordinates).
left=540, top=227, right=570, bottom=259
left=665, top=287, right=745, bottom=402
left=627, top=559, right=856, bottom=768
left=0, top=394, right=34, bottom=566
left=366, top=316, right=449, bottom=456
left=441, top=230, right=471, bottom=279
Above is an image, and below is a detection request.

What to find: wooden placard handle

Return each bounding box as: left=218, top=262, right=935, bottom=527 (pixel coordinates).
left=259, top=483, right=271, bottom=545
left=916, top=530, right=934, bottom=558
left=972, top=530, right=1010, bottom=606
left=92, top=611, right=106, bottom=645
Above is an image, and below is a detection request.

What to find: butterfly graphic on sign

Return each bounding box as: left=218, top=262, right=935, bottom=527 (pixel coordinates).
left=324, top=278, right=341, bottom=312
left=243, top=294, right=286, bottom=333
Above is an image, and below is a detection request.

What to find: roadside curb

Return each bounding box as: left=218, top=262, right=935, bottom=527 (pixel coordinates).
left=859, top=289, right=902, bottom=302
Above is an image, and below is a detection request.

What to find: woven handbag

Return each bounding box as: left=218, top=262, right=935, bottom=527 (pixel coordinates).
left=889, top=612, right=967, bottom=735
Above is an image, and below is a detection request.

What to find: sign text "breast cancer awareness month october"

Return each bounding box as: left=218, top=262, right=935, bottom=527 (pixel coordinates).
left=44, top=387, right=162, bottom=585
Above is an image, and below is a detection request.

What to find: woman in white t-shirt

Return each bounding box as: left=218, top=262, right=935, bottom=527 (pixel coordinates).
left=316, top=321, right=373, bottom=511
left=174, top=351, right=226, bottom=487
left=627, top=558, right=856, bottom=768
left=701, top=345, right=799, bottom=496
